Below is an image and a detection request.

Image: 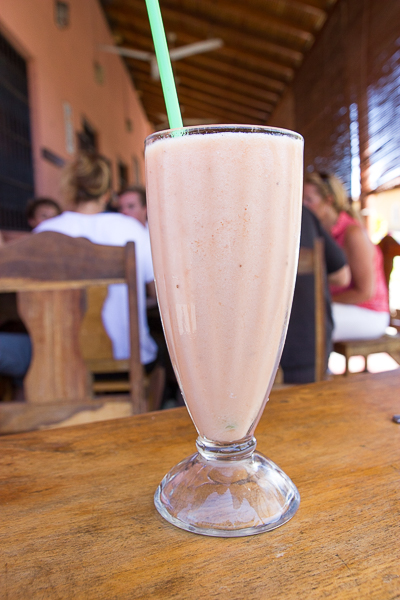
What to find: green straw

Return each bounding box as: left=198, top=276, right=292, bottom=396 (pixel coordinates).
left=145, top=0, right=183, bottom=130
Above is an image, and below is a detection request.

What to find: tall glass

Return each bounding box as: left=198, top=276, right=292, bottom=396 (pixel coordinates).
left=145, top=125, right=303, bottom=537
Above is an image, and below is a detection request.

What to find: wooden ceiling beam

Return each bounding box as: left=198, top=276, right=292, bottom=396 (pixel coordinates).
left=178, top=86, right=270, bottom=122
left=145, top=95, right=259, bottom=126
left=127, top=58, right=280, bottom=106
left=144, top=99, right=253, bottom=126
left=128, top=61, right=280, bottom=111
left=132, top=70, right=274, bottom=114
left=144, top=95, right=257, bottom=126
left=109, top=19, right=293, bottom=82
left=293, top=0, right=337, bottom=9
left=124, top=49, right=286, bottom=99
left=99, top=0, right=338, bottom=125
left=151, top=117, right=217, bottom=131
left=245, top=0, right=327, bottom=29
left=107, top=27, right=293, bottom=84
left=177, top=76, right=274, bottom=114
left=177, top=86, right=269, bottom=122
left=110, top=22, right=291, bottom=89
left=172, top=63, right=279, bottom=105
left=177, top=53, right=286, bottom=94
left=138, top=81, right=268, bottom=124
left=142, top=82, right=271, bottom=123
left=106, top=1, right=302, bottom=67
left=160, top=0, right=315, bottom=47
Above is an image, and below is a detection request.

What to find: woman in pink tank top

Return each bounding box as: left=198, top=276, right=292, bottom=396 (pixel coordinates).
left=303, top=172, right=389, bottom=341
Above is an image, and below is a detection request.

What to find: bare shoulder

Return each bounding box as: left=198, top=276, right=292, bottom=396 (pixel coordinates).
left=343, top=223, right=374, bottom=256
left=344, top=223, right=369, bottom=244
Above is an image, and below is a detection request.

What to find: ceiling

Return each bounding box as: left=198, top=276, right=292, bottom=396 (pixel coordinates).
left=100, top=0, right=338, bottom=130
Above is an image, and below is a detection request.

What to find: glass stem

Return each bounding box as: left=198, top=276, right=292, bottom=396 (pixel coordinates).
left=196, top=436, right=257, bottom=461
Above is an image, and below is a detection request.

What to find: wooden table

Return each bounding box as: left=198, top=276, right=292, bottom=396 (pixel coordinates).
left=1, top=371, right=399, bottom=599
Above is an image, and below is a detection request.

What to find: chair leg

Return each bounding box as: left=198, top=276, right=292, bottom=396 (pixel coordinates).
left=0, top=375, right=14, bottom=401
left=388, top=351, right=400, bottom=366
left=344, top=356, right=350, bottom=375
left=147, top=365, right=166, bottom=411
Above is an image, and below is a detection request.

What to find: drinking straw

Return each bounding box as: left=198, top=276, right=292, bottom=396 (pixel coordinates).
left=145, top=0, right=183, bottom=129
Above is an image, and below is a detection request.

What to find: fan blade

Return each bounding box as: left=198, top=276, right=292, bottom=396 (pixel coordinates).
left=169, top=39, right=223, bottom=61
left=99, top=44, right=152, bottom=62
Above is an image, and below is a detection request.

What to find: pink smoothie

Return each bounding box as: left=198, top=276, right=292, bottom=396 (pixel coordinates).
left=146, top=128, right=303, bottom=443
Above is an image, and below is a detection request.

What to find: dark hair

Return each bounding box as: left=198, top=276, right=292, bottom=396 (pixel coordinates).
left=62, top=152, right=111, bottom=205
left=118, top=185, right=146, bottom=208
left=26, top=197, right=62, bottom=220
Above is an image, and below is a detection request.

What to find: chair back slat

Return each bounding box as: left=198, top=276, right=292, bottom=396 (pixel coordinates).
left=378, top=234, right=400, bottom=288
left=0, top=232, right=126, bottom=284
left=297, top=238, right=326, bottom=382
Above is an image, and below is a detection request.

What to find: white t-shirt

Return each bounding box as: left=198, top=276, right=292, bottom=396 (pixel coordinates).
left=35, top=212, right=158, bottom=364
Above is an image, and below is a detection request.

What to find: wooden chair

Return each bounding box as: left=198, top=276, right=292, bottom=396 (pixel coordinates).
left=333, top=234, right=400, bottom=374
left=80, top=286, right=166, bottom=411
left=275, top=237, right=326, bottom=385
left=0, top=231, right=146, bottom=433
left=298, top=238, right=326, bottom=382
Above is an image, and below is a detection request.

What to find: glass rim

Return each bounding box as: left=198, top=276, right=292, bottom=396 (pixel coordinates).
left=145, top=124, right=303, bottom=147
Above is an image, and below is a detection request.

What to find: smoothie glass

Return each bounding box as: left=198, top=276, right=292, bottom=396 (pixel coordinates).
left=145, top=125, right=303, bottom=537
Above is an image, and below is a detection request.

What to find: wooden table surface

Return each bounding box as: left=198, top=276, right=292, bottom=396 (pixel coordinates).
left=1, top=371, right=400, bottom=600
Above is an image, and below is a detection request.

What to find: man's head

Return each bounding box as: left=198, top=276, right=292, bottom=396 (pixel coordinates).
left=117, top=186, right=147, bottom=227
left=26, top=198, right=62, bottom=229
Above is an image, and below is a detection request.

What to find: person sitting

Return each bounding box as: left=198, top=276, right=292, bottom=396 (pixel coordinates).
left=281, top=206, right=350, bottom=384
left=303, top=172, right=390, bottom=341
left=0, top=198, right=61, bottom=391
left=0, top=332, right=31, bottom=392
left=26, top=197, right=62, bottom=229
left=35, top=152, right=159, bottom=372
left=117, top=186, right=148, bottom=228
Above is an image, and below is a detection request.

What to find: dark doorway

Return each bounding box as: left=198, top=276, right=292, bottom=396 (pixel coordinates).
left=0, top=32, right=34, bottom=230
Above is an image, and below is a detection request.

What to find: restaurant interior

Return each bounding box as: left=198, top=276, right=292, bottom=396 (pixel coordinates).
left=0, top=1, right=399, bottom=597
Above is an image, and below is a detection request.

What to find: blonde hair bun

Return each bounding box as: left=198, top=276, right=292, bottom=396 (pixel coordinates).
left=62, top=152, right=111, bottom=206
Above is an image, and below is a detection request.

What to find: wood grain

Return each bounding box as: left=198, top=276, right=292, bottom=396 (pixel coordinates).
left=1, top=371, right=399, bottom=599
left=18, top=289, right=90, bottom=403
left=80, top=286, right=114, bottom=362
left=0, top=397, right=132, bottom=434
left=0, top=232, right=127, bottom=285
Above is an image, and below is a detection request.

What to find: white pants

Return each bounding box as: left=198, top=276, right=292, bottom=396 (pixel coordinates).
left=332, top=303, right=390, bottom=342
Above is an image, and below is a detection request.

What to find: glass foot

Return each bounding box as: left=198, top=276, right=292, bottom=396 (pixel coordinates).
left=154, top=437, right=300, bottom=537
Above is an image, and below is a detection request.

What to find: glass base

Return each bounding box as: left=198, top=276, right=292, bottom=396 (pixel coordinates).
left=154, top=437, right=300, bottom=537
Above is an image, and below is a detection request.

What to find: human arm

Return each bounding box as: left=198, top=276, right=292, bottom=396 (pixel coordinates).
left=300, top=206, right=351, bottom=288
left=328, top=264, right=351, bottom=287
left=318, top=216, right=351, bottom=287
left=331, top=225, right=375, bottom=304
left=315, top=215, right=351, bottom=286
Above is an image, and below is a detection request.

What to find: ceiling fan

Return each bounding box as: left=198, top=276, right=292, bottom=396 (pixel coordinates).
left=99, top=38, right=224, bottom=80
